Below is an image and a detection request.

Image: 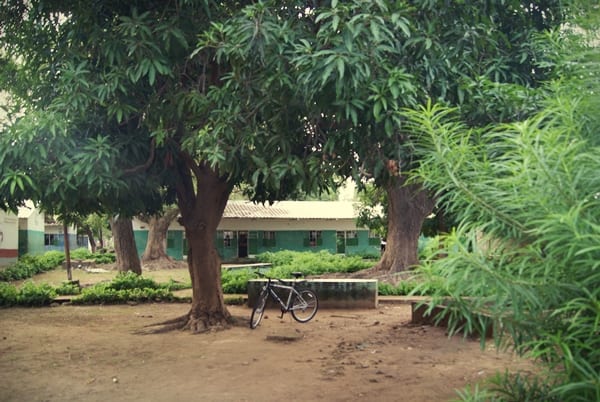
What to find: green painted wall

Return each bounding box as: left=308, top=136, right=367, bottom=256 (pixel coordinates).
left=133, top=230, right=184, bottom=261
left=135, top=229, right=380, bottom=261
left=19, top=230, right=45, bottom=256
left=133, top=231, right=148, bottom=258
left=344, top=231, right=380, bottom=257
left=215, top=229, right=379, bottom=261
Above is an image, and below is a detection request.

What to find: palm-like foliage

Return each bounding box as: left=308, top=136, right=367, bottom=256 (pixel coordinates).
left=406, top=32, right=600, bottom=399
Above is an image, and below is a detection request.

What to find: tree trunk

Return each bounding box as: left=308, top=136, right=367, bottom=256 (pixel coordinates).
left=140, top=207, right=179, bottom=265
left=375, top=175, right=435, bottom=273
left=110, top=216, right=142, bottom=274
left=85, top=226, right=97, bottom=253
left=97, top=226, right=104, bottom=249
left=176, top=163, right=232, bottom=333
left=63, top=223, right=72, bottom=281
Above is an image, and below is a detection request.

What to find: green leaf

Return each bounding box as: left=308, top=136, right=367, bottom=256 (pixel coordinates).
left=336, top=58, right=345, bottom=79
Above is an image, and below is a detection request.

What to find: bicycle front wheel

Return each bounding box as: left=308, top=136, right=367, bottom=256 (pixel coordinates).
left=250, top=289, right=268, bottom=329
left=290, top=289, right=318, bottom=323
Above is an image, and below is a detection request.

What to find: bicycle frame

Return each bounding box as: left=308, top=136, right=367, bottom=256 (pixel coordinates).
left=264, top=279, right=302, bottom=314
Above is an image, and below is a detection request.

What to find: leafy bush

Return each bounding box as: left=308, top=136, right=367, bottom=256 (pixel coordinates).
left=222, top=270, right=256, bottom=294
left=161, top=279, right=190, bottom=292
left=33, top=251, right=66, bottom=270
left=220, top=251, right=374, bottom=294
left=0, top=251, right=64, bottom=281
left=378, top=281, right=415, bottom=296
left=72, top=272, right=176, bottom=304
left=256, top=250, right=372, bottom=278
left=74, top=283, right=174, bottom=304
left=16, top=282, right=57, bottom=306
left=110, top=271, right=160, bottom=290
left=92, top=253, right=116, bottom=264
left=70, top=248, right=93, bottom=260
left=0, top=282, right=18, bottom=306
left=55, top=281, right=81, bottom=296
left=408, top=91, right=600, bottom=399
left=70, top=248, right=116, bottom=264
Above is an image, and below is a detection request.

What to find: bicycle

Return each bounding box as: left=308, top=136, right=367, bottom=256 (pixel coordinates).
left=249, top=271, right=319, bottom=329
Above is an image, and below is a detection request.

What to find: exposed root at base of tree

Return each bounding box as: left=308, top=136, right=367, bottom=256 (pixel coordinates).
left=135, top=313, right=247, bottom=335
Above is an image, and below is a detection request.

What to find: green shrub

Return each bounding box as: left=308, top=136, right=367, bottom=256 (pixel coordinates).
left=71, top=272, right=175, bottom=304
left=0, top=261, right=33, bottom=281
left=220, top=251, right=374, bottom=294
left=222, top=270, right=256, bottom=294
left=70, top=248, right=93, bottom=260
left=0, top=282, right=18, bottom=306
left=92, top=253, right=116, bottom=264
left=257, top=250, right=373, bottom=278
left=16, top=282, right=57, bottom=306
left=110, top=271, right=159, bottom=290
left=32, top=251, right=65, bottom=270
left=73, top=283, right=174, bottom=304
left=0, top=251, right=64, bottom=281
left=70, top=248, right=116, bottom=264
left=55, top=281, right=81, bottom=296
left=161, top=279, right=190, bottom=291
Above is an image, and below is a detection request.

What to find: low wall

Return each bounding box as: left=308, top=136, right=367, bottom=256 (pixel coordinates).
left=247, top=279, right=378, bottom=309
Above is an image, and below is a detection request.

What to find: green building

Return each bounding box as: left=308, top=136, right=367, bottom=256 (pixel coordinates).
left=133, top=201, right=381, bottom=261
left=18, top=201, right=46, bottom=257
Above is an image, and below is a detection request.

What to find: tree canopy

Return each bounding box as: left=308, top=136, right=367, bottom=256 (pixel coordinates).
left=0, top=0, right=593, bottom=329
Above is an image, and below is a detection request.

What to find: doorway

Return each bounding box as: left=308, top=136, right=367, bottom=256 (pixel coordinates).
left=238, top=231, right=248, bottom=258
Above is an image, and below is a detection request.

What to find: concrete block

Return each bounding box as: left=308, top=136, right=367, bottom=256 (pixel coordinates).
left=247, top=279, right=378, bottom=309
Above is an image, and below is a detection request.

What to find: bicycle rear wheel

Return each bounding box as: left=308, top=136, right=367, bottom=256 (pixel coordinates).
left=250, top=289, right=268, bottom=329
left=290, top=289, right=318, bottom=323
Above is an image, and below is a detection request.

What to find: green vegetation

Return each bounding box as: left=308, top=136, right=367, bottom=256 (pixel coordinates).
left=222, top=251, right=374, bottom=294
left=0, top=251, right=64, bottom=281
left=408, top=44, right=600, bottom=401
left=0, top=281, right=57, bottom=307
left=257, top=250, right=373, bottom=276
left=70, top=248, right=116, bottom=264
left=16, top=282, right=57, bottom=306
left=0, top=249, right=116, bottom=282
left=0, top=250, right=432, bottom=305
left=55, top=281, right=81, bottom=296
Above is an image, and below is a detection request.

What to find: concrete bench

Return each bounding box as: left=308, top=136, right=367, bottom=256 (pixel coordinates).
left=247, top=278, right=378, bottom=309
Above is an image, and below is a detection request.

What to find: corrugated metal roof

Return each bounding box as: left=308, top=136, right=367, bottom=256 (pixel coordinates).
left=223, top=201, right=360, bottom=220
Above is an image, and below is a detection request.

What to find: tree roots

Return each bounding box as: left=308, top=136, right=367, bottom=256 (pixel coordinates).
left=135, top=312, right=245, bottom=335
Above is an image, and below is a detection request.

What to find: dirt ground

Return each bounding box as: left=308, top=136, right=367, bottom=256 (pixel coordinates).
left=0, top=301, right=535, bottom=402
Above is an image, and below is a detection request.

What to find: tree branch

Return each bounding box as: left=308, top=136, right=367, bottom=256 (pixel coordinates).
left=121, top=138, right=156, bottom=176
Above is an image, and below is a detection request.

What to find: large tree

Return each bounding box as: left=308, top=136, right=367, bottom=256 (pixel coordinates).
left=0, top=0, right=583, bottom=331
left=291, top=0, right=570, bottom=272
left=0, top=1, right=335, bottom=332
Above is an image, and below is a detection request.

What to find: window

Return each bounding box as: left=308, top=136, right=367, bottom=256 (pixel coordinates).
left=262, top=231, right=276, bottom=247
left=223, top=231, right=234, bottom=247
left=44, top=234, right=61, bottom=246
left=308, top=230, right=322, bottom=247
left=167, top=232, right=175, bottom=249
left=368, top=230, right=381, bottom=246
left=345, top=231, right=358, bottom=246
